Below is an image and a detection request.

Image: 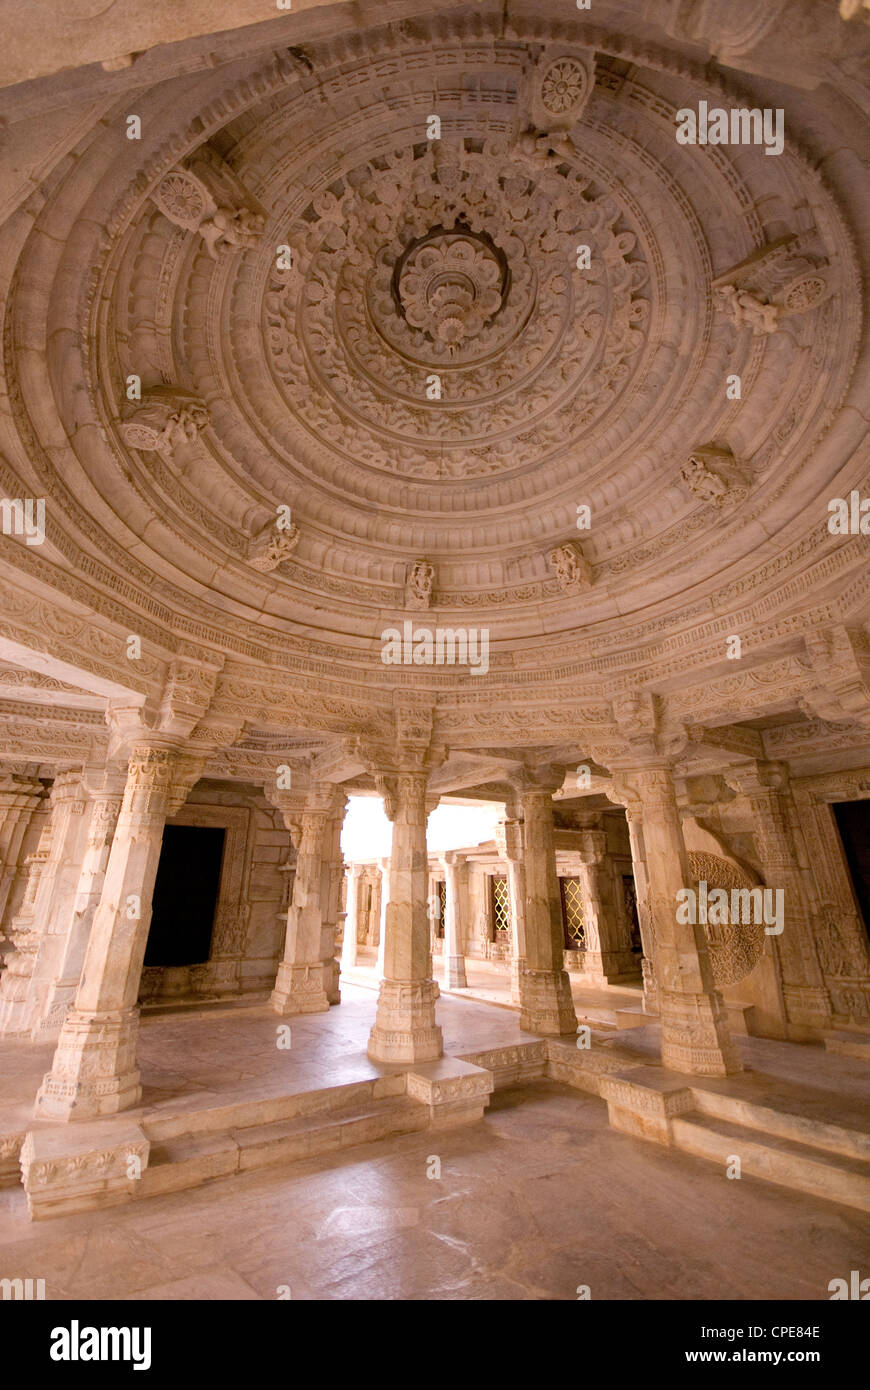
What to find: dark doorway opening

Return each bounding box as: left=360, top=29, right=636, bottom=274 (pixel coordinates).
left=832, top=801, right=870, bottom=941
left=144, top=825, right=226, bottom=968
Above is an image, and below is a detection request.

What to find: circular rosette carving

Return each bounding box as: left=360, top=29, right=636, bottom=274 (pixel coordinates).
left=541, top=57, right=590, bottom=115
left=262, top=139, right=650, bottom=479
left=688, top=851, right=766, bottom=987
left=397, top=233, right=505, bottom=347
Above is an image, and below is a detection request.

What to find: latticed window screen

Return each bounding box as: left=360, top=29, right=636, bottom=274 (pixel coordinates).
left=560, top=876, right=586, bottom=949
left=437, top=879, right=447, bottom=938
left=491, top=875, right=511, bottom=940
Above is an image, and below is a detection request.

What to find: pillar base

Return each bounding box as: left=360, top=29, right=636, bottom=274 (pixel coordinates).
left=783, top=984, right=834, bottom=1033
left=270, top=962, right=330, bottom=1015
left=659, top=988, right=743, bottom=1076
left=35, top=1007, right=142, bottom=1121
left=443, top=955, right=467, bottom=989
left=519, top=968, right=577, bottom=1036
left=367, top=978, right=443, bottom=1063
left=326, top=958, right=341, bottom=1006
left=509, top=955, right=525, bottom=1005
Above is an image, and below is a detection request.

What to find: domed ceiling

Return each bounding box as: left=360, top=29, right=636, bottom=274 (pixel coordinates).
left=0, top=1, right=868, bottom=741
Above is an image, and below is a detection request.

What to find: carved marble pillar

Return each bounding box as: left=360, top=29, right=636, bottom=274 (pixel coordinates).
left=441, top=851, right=468, bottom=989
left=368, top=773, right=442, bottom=1064
left=615, top=766, right=741, bottom=1076
left=623, top=806, right=658, bottom=1012
left=36, top=744, right=202, bottom=1120
left=376, top=857, right=390, bottom=978
left=271, top=783, right=340, bottom=1016
left=427, top=871, right=441, bottom=962
left=0, top=827, right=53, bottom=1036
left=0, top=770, right=44, bottom=946
left=576, top=830, right=636, bottom=984
left=9, top=770, right=89, bottom=1036
left=366, top=868, right=381, bottom=949
left=516, top=776, right=577, bottom=1036
left=33, top=768, right=125, bottom=1040
left=319, top=791, right=347, bottom=1005
left=728, top=762, right=832, bottom=1034
left=340, top=863, right=364, bottom=973
left=499, top=808, right=527, bottom=1005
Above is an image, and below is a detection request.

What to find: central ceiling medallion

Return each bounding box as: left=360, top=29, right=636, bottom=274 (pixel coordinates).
left=396, top=230, right=507, bottom=349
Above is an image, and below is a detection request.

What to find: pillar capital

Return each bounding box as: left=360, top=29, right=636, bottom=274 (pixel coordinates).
left=440, top=849, right=466, bottom=871
left=577, top=828, right=608, bottom=865
left=724, top=759, right=790, bottom=798
left=606, top=763, right=680, bottom=813
left=123, top=742, right=204, bottom=818
left=508, top=762, right=564, bottom=798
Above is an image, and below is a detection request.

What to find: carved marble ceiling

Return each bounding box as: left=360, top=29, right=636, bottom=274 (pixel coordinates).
left=0, top=0, right=868, bottom=748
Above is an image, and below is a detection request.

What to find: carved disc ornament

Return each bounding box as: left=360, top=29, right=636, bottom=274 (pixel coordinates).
left=261, top=137, right=651, bottom=480
left=540, top=57, right=591, bottom=115
left=397, top=232, right=505, bottom=348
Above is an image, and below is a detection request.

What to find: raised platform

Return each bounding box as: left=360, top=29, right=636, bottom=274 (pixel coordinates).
left=3, top=986, right=869, bottom=1220
left=3, top=986, right=518, bottom=1219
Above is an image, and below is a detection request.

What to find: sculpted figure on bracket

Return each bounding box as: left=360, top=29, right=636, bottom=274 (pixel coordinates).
left=680, top=445, right=749, bottom=509
left=119, top=392, right=209, bottom=458
left=712, top=235, right=834, bottom=336
left=549, top=541, right=592, bottom=594
left=714, top=284, right=780, bottom=336
left=247, top=520, right=300, bottom=573
left=405, top=559, right=435, bottom=610
left=150, top=165, right=265, bottom=260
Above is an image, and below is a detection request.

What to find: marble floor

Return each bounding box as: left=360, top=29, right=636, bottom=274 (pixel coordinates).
left=0, top=986, right=529, bottom=1142
left=0, top=1075, right=867, bottom=1301
left=348, top=948, right=645, bottom=1017
left=1, top=985, right=869, bottom=1299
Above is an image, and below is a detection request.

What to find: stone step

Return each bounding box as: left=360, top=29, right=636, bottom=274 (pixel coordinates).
left=824, top=1029, right=870, bottom=1061
left=670, top=1113, right=870, bottom=1212
left=144, top=1073, right=406, bottom=1143
left=142, top=1095, right=429, bottom=1198
left=689, top=1085, right=870, bottom=1162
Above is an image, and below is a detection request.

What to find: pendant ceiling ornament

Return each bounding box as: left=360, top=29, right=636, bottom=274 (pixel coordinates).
left=263, top=136, right=650, bottom=479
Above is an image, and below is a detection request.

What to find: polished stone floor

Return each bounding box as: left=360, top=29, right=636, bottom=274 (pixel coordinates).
left=348, top=949, right=645, bottom=1018
left=0, top=986, right=530, bottom=1142
left=0, top=1077, right=867, bottom=1301
left=1, top=985, right=869, bottom=1299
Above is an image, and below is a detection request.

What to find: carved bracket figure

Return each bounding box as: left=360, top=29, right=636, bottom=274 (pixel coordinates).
left=119, top=390, right=209, bottom=458
left=247, top=519, right=300, bottom=573
left=150, top=165, right=265, bottom=260
left=680, top=444, right=749, bottom=509
left=549, top=540, right=592, bottom=593
left=405, top=558, right=434, bottom=609
left=712, top=236, right=834, bottom=336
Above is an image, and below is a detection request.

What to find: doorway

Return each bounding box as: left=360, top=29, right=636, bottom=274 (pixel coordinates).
left=832, top=801, right=870, bottom=941
left=144, top=825, right=226, bottom=968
